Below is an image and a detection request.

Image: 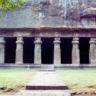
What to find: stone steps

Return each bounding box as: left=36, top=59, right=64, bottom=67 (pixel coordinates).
left=26, top=72, right=68, bottom=90
left=40, top=65, right=55, bottom=71
left=14, top=90, right=71, bottom=96
left=0, top=90, right=71, bottom=96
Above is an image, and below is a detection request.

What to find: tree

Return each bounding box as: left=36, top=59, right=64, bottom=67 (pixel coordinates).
left=0, top=0, right=26, bottom=18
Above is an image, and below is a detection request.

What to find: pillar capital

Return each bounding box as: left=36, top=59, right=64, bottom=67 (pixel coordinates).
left=89, top=38, right=96, bottom=44
left=89, top=40, right=96, bottom=44
left=17, top=37, right=23, bottom=41
left=73, top=37, right=79, bottom=41
left=0, top=37, right=5, bottom=44
left=72, top=38, right=79, bottom=44
left=34, top=38, right=42, bottom=44
left=54, top=38, right=61, bottom=44
left=34, top=41, right=42, bottom=44
left=72, top=41, right=79, bottom=44
left=90, top=38, right=96, bottom=41
left=54, top=37, right=60, bottom=41
left=16, top=37, right=24, bottom=44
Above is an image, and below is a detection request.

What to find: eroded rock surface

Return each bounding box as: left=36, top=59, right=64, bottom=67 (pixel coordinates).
left=0, top=0, right=96, bottom=28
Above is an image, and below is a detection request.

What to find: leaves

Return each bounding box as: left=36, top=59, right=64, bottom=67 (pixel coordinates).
left=0, top=0, right=26, bottom=18
left=38, top=4, right=43, bottom=11
left=18, top=10, right=21, bottom=14
left=0, top=15, right=2, bottom=18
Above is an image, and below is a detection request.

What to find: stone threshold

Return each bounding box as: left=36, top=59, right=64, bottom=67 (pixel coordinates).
left=0, top=64, right=96, bottom=68
left=14, top=90, right=71, bottom=96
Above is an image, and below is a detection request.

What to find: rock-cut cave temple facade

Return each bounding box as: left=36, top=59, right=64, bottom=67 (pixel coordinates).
left=0, top=0, right=96, bottom=65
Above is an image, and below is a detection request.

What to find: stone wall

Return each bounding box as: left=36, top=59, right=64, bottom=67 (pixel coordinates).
left=0, top=0, right=96, bottom=29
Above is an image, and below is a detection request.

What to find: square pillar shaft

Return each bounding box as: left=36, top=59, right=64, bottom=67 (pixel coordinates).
left=72, top=38, right=80, bottom=64
left=89, top=38, right=96, bottom=64
left=34, top=38, right=42, bottom=64
left=0, top=37, right=5, bottom=63
left=54, top=38, right=61, bottom=64
left=15, top=37, right=24, bottom=64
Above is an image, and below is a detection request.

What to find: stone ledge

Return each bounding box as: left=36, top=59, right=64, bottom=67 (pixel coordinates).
left=0, top=64, right=96, bottom=69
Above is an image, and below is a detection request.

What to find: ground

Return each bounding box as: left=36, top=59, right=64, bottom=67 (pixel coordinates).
left=57, top=69, right=96, bottom=96
left=0, top=68, right=96, bottom=96
left=0, top=69, right=36, bottom=95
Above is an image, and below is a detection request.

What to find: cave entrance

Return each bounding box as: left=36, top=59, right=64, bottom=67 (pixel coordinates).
left=23, top=37, right=34, bottom=63
left=79, top=38, right=90, bottom=64
left=5, top=37, right=16, bottom=63
left=61, top=38, right=72, bottom=64
left=42, top=38, right=54, bottom=64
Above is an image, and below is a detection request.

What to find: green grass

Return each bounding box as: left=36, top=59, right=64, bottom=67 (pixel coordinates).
left=0, top=69, right=96, bottom=95
left=57, top=71, right=96, bottom=89
left=0, top=69, right=36, bottom=93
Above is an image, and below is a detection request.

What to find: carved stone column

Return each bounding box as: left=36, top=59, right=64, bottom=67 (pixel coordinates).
left=89, top=38, right=96, bottom=64
left=34, top=38, right=42, bottom=64
left=95, top=41, right=96, bottom=63
left=53, top=38, right=61, bottom=64
left=72, top=38, right=80, bottom=64
left=16, top=37, right=24, bottom=64
left=0, top=37, right=5, bottom=63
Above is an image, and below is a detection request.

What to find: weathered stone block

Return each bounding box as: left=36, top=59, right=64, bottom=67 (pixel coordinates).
left=0, top=37, right=5, bottom=64
left=34, top=38, right=42, bottom=64
left=72, top=38, right=80, bottom=64
left=16, top=37, right=24, bottom=64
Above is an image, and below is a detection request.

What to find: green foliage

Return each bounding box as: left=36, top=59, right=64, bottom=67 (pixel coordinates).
left=18, top=10, right=21, bottom=14
left=38, top=4, right=43, bottom=11
left=0, top=0, right=26, bottom=18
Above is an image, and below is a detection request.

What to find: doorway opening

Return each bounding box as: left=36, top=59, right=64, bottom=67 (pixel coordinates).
left=61, top=38, right=72, bottom=64
left=79, top=38, right=90, bottom=64
left=5, top=37, right=16, bottom=63
left=23, top=37, right=34, bottom=63
left=42, top=38, right=54, bottom=64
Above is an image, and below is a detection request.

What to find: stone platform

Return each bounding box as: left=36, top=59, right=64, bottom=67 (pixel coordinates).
left=0, top=90, right=71, bottom=96
left=0, top=64, right=96, bottom=69
left=14, top=90, right=71, bottom=96
left=26, top=72, right=68, bottom=90
left=40, top=65, right=55, bottom=71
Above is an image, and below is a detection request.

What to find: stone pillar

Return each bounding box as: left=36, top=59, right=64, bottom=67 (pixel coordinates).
left=53, top=38, right=61, bottom=64
left=0, top=37, right=5, bottom=63
left=15, top=37, right=24, bottom=64
left=89, top=38, right=96, bottom=64
left=95, top=41, right=96, bottom=63
left=34, top=38, right=42, bottom=64
left=72, top=38, right=80, bottom=64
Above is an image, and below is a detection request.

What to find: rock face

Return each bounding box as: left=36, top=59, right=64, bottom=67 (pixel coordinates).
left=0, top=0, right=96, bottom=28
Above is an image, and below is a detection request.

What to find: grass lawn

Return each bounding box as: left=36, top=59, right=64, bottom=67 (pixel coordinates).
left=0, top=69, right=96, bottom=96
left=57, top=70, right=96, bottom=96
left=0, top=69, right=36, bottom=94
